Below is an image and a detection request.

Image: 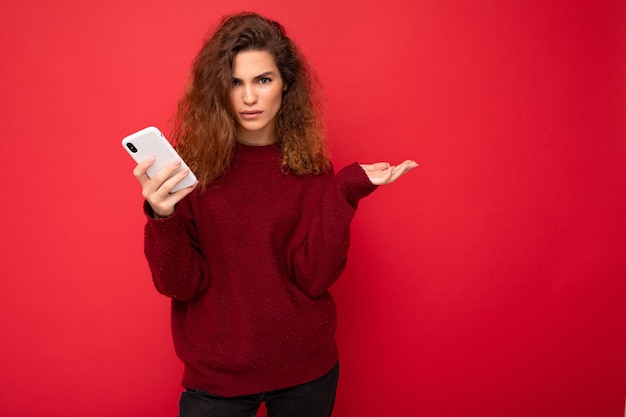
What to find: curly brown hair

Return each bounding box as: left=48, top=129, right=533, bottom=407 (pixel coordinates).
left=172, top=12, right=331, bottom=190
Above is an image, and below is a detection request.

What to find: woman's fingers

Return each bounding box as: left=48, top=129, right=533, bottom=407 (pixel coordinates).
left=133, top=158, right=196, bottom=218
left=388, top=160, right=419, bottom=182
left=155, top=165, right=192, bottom=196
left=133, top=156, right=155, bottom=186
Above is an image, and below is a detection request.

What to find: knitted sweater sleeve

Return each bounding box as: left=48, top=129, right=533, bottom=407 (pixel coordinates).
left=291, top=162, right=377, bottom=297
left=143, top=197, right=209, bottom=302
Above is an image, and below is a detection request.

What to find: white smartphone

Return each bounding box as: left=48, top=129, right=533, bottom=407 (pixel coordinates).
left=122, top=126, right=198, bottom=193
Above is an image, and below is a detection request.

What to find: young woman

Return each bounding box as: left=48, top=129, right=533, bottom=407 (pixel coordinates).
left=132, top=12, right=417, bottom=417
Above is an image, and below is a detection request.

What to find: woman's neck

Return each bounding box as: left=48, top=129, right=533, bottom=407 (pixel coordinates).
left=236, top=124, right=277, bottom=146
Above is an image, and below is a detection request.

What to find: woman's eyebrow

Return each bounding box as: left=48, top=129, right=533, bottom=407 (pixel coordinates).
left=232, top=71, right=277, bottom=81
left=254, top=71, right=276, bottom=79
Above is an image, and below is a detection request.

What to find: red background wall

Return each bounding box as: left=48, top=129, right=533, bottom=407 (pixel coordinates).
left=1, top=1, right=624, bottom=416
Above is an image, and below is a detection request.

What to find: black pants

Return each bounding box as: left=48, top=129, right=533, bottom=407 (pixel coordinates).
left=179, top=362, right=339, bottom=417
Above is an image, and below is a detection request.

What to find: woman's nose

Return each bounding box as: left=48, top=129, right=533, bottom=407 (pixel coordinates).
left=243, top=86, right=257, bottom=105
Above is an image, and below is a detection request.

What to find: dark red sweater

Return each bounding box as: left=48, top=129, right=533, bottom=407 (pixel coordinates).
left=143, top=142, right=377, bottom=397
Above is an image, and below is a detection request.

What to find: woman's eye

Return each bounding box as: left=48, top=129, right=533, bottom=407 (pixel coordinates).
left=259, top=77, right=271, bottom=84
left=231, top=79, right=240, bottom=87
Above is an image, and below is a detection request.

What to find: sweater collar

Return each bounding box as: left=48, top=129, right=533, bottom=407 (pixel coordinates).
left=234, top=141, right=282, bottom=164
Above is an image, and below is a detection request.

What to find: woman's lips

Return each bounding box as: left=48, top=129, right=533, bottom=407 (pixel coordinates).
left=240, top=110, right=262, bottom=120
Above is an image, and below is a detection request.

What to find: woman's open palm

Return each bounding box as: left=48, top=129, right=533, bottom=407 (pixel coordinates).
left=360, top=160, right=418, bottom=185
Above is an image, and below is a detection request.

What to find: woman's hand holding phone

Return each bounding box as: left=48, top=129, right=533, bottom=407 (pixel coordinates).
left=122, top=126, right=198, bottom=218
left=133, top=157, right=197, bottom=218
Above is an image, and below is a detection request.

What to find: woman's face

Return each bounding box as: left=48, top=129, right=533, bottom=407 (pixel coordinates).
left=229, top=50, right=285, bottom=146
